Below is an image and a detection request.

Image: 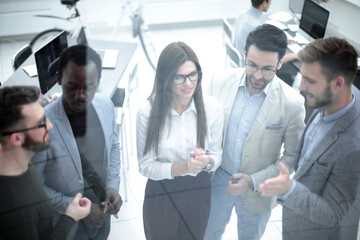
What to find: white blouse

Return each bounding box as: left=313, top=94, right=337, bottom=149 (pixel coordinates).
left=136, top=95, right=224, bottom=180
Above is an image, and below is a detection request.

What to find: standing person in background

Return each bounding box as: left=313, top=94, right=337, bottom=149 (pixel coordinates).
left=0, top=86, right=91, bottom=239
left=233, top=0, right=298, bottom=85
left=32, top=45, right=122, bottom=240
left=204, top=24, right=305, bottom=240
left=260, top=37, right=360, bottom=240
left=233, top=0, right=271, bottom=63
left=136, top=41, right=224, bottom=240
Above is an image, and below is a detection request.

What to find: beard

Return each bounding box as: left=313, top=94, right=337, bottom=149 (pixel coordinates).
left=307, top=84, right=333, bottom=109
left=22, top=132, right=50, bottom=152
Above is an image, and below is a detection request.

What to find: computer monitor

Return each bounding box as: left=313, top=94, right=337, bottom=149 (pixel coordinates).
left=35, top=31, right=68, bottom=94
left=299, top=0, right=330, bottom=39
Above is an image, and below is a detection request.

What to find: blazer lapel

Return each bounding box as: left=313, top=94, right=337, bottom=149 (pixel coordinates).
left=294, top=130, right=337, bottom=179
left=246, top=77, right=279, bottom=141
left=294, top=99, right=359, bottom=179
left=222, top=70, right=246, bottom=144
left=52, top=97, right=83, bottom=176
left=92, top=96, right=108, bottom=157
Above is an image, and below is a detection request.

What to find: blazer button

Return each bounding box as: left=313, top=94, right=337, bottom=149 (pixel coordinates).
left=78, top=179, right=83, bottom=184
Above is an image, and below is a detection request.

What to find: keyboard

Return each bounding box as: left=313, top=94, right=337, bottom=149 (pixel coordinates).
left=287, top=43, right=303, bottom=54
left=294, top=33, right=310, bottom=45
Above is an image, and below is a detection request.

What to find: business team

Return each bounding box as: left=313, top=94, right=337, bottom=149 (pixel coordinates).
left=1, top=18, right=359, bottom=240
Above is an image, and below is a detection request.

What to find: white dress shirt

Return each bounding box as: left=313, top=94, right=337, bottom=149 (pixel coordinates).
left=136, top=95, right=224, bottom=180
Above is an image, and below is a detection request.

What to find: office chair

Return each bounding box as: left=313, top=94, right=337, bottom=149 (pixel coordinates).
left=111, top=88, right=129, bottom=201
left=12, top=28, right=65, bottom=72
left=12, top=44, right=32, bottom=71
left=222, top=17, right=233, bottom=43
left=225, top=38, right=242, bottom=68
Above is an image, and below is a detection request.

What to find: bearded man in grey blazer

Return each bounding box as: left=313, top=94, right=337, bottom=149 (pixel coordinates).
left=260, top=37, right=360, bottom=240
left=204, top=24, right=305, bottom=240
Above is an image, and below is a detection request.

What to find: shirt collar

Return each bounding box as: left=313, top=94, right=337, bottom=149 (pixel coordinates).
left=319, top=94, right=355, bottom=123
left=170, top=98, right=197, bottom=115
left=250, top=6, right=264, bottom=17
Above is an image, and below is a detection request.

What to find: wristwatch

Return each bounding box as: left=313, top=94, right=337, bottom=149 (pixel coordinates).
left=203, top=160, right=213, bottom=172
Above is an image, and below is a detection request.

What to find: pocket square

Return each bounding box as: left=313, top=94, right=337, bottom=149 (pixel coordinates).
left=266, top=124, right=283, bottom=130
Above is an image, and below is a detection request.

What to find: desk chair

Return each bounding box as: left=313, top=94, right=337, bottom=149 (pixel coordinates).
left=12, top=44, right=32, bottom=71
left=225, top=38, right=242, bottom=68
left=111, top=88, right=129, bottom=201
left=222, top=17, right=233, bottom=43
left=12, top=28, right=65, bottom=71
left=126, top=63, right=138, bottom=157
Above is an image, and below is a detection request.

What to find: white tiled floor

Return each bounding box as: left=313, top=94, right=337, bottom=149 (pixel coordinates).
left=0, top=23, right=283, bottom=239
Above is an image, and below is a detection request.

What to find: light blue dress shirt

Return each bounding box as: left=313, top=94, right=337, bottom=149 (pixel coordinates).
left=222, top=73, right=270, bottom=191
left=280, top=95, right=356, bottom=200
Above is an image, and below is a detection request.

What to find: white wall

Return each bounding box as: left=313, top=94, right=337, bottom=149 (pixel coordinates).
left=321, top=0, right=360, bottom=51
left=0, top=0, right=359, bottom=53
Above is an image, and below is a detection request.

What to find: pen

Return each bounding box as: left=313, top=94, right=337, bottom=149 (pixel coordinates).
left=99, top=202, right=109, bottom=228
left=103, top=202, right=119, bottom=219
left=102, top=202, right=108, bottom=214
left=107, top=202, right=119, bottom=219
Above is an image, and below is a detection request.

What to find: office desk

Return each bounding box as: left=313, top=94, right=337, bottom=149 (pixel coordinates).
left=2, top=39, right=139, bottom=99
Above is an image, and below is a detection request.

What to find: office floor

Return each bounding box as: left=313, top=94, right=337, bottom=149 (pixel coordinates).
left=0, top=23, right=282, bottom=240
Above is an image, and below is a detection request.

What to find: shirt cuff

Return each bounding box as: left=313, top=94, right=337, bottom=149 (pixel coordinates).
left=250, top=175, right=258, bottom=192
left=278, top=180, right=296, bottom=201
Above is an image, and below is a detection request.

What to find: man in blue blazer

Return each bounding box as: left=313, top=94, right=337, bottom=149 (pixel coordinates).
left=32, top=45, right=122, bottom=240
left=260, top=37, right=360, bottom=240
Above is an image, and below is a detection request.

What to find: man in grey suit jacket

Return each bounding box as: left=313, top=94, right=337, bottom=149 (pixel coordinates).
left=32, top=45, right=122, bottom=240
left=204, top=24, right=305, bottom=240
left=260, top=37, right=360, bottom=240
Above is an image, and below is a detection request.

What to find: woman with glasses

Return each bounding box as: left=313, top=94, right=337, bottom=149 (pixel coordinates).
left=136, top=42, right=223, bottom=240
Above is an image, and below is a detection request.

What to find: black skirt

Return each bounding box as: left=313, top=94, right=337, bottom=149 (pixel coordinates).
left=143, top=171, right=211, bottom=240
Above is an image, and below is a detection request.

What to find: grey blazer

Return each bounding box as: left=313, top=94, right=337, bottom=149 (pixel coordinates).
left=31, top=93, right=120, bottom=239
left=280, top=91, right=360, bottom=240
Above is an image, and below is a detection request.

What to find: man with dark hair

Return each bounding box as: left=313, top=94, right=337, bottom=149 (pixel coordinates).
left=0, top=86, right=91, bottom=239
left=204, top=24, right=305, bottom=240
left=32, top=45, right=122, bottom=240
left=260, top=37, right=360, bottom=240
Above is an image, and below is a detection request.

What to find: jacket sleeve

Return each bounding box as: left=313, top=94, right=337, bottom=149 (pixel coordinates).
left=279, top=150, right=360, bottom=226
left=106, top=101, right=121, bottom=191
left=31, top=151, right=74, bottom=213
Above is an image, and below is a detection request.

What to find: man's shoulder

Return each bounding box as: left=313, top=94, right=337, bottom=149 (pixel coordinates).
left=275, top=77, right=304, bottom=105
left=203, top=94, right=222, bottom=111
left=92, top=93, right=114, bottom=110
left=212, top=68, right=245, bottom=84
left=44, top=97, right=62, bottom=116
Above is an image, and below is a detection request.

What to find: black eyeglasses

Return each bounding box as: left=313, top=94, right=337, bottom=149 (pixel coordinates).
left=245, top=62, right=278, bottom=76
left=2, top=116, right=47, bottom=136
left=173, top=70, right=201, bottom=85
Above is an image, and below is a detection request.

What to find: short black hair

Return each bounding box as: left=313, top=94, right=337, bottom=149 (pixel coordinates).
left=0, top=86, right=40, bottom=137
left=251, top=0, right=268, bottom=8
left=245, top=24, right=287, bottom=60
left=57, top=44, right=102, bottom=80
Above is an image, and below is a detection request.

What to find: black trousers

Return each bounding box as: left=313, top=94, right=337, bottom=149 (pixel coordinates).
left=143, top=171, right=211, bottom=240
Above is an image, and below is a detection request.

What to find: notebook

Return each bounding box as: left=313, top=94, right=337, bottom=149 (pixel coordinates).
left=96, top=49, right=119, bottom=69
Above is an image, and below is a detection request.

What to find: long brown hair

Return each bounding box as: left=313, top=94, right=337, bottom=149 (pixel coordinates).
left=143, top=42, right=207, bottom=155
